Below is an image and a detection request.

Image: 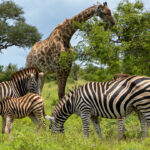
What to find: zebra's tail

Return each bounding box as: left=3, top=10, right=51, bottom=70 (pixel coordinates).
left=43, top=105, right=46, bottom=118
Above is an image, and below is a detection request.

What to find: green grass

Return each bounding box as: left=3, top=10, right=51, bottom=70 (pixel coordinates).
left=0, top=80, right=150, bottom=150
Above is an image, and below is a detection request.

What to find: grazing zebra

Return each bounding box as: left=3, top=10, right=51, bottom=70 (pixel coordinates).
left=0, top=67, right=44, bottom=101
left=0, top=93, right=46, bottom=134
left=46, top=75, right=150, bottom=139
left=114, top=74, right=149, bottom=139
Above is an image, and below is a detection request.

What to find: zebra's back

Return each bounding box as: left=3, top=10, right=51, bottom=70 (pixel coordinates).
left=0, top=93, right=44, bottom=119
left=0, top=67, right=44, bottom=102
left=0, top=81, right=16, bottom=101
left=79, top=76, right=150, bottom=119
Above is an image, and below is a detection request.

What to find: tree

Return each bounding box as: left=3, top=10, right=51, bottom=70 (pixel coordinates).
left=0, top=63, right=18, bottom=82
left=69, top=63, right=80, bottom=81
left=75, top=0, right=150, bottom=79
left=114, top=0, right=150, bottom=75
left=0, top=1, right=42, bottom=52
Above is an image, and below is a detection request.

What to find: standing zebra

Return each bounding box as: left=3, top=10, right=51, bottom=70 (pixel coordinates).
left=0, top=67, right=44, bottom=101
left=114, top=74, right=149, bottom=139
left=0, top=93, right=46, bottom=134
left=46, top=75, right=150, bottom=139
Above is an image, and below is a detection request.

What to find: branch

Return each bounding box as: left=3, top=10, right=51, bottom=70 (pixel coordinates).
left=111, top=39, right=121, bottom=43
left=0, top=43, right=14, bottom=50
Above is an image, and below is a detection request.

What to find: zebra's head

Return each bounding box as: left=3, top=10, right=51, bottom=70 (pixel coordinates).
left=45, top=115, right=64, bottom=133
left=45, top=87, right=79, bottom=133
left=26, top=72, right=44, bottom=94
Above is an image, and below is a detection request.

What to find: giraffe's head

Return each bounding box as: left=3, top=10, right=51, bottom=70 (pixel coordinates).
left=95, top=2, right=115, bottom=27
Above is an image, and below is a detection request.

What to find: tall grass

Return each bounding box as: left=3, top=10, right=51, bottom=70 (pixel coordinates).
left=0, top=80, right=150, bottom=150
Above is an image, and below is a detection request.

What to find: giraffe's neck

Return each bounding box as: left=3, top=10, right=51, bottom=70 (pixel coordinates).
left=52, top=6, right=96, bottom=42
left=72, top=5, right=96, bottom=24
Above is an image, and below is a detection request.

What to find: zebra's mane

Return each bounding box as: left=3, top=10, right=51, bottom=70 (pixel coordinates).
left=52, top=85, right=82, bottom=115
left=11, top=67, right=39, bottom=80
left=66, top=85, right=82, bottom=94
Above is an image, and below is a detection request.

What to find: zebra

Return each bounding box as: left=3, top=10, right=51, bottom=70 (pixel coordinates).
left=113, top=74, right=150, bottom=139
left=46, top=75, right=150, bottom=139
left=0, top=93, right=46, bottom=134
left=0, top=67, right=44, bottom=101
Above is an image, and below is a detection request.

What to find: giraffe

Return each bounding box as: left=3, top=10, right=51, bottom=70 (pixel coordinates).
left=26, top=2, right=115, bottom=100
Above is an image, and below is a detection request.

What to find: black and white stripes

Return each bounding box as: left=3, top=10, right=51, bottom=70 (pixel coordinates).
left=0, top=93, right=46, bottom=134
left=46, top=75, right=150, bottom=139
left=0, top=67, right=44, bottom=101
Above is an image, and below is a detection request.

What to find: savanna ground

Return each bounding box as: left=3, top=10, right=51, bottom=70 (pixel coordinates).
left=0, top=80, right=150, bottom=150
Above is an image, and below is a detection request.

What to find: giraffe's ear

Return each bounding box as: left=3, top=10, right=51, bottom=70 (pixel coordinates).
left=45, top=116, right=55, bottom=121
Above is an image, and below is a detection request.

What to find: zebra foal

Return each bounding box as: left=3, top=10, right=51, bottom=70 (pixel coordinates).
left=0, top=93, right=46, bottom=134
left=0, top=67, right=44, bottom=101
left=46, top=75, right=150, bottom=139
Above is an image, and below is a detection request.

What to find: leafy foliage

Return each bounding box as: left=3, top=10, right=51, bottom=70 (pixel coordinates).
left=0, top=63, right=18, bottom=82
left=75, top=0, right=150, bottom=77
left=0, top=1, right=42, bottom=51
left=69, top=63, right=80, bottom=81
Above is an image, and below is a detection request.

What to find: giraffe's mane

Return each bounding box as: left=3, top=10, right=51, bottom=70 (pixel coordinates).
left=51, top=5, right=96, bottom=30
left=46, top=5, right=98, bottom=40
left=11, top=67, right=39, bottom=79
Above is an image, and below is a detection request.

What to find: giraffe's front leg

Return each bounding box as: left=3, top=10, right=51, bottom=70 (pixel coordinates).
left=57, top=69, right=71, bottom=100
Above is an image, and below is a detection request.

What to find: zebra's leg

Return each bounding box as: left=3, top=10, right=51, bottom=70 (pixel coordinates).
left=138, top=112, right=148, bottom=138
left=35, top=111, right=46, bottom=130
left=30, top=112, right=46, bottom=131
left=9, top=119, right=14, bottom=134
left=118, top=117, right=127, bottom=140
left=4, top=116, right=12, bottom=134
left=81, top=113, right=91, bottom=138
left=29, top=114, right=40, bottom=131
left=2, top=117, right=6, bottom=134
left=91, top=116, right=102, bottom=139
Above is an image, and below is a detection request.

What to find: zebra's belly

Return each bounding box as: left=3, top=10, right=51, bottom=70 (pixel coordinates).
left=92, top=109, right=129, bottom=119
left=75, top=106, right=130, bottom=119
left=10, top=110, right=31, bottom=119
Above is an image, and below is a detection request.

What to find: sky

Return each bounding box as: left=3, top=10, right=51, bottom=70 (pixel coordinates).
left=0, top=0, right=149, bottom=68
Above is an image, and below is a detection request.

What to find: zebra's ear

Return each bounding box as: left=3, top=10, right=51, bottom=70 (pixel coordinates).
left=45, top=116, right=55, bottom=121
left=39, top=72, right=44, bottom=77
left=27, top=73, right=34, bottom=78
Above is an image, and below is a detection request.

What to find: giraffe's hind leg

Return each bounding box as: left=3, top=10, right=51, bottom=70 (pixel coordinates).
left=91, top=116, right=102, bottom=139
